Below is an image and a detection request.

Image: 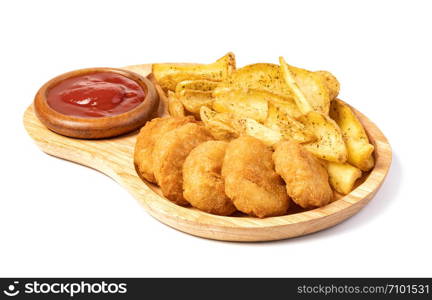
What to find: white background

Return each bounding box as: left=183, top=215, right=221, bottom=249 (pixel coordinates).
left=1, top=0, right=430, bottom=277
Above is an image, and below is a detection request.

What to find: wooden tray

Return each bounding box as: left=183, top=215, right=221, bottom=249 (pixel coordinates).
left=23, top=64, right=392, bottom=242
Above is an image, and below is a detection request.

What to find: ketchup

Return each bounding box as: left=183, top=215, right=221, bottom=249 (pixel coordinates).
left=46, top=72, right=145, bottom=118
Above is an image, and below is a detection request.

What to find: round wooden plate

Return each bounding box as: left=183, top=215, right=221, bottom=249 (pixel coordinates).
left=23, top=64, right=392, bottom=242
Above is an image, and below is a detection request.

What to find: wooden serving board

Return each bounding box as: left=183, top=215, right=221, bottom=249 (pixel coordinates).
left=23, top=64, right=392, bottom=242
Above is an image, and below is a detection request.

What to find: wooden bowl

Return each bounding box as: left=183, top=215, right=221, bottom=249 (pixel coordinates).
left=34, top=67, right=159, bottom=139
left=24, top=64, right=392, bottom=242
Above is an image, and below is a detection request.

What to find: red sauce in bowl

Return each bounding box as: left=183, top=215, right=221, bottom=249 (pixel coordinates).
left=46, top=72, right=145, bottom=118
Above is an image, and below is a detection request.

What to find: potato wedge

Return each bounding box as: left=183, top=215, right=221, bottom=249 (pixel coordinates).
left=279, top=57, right=313, bottom=114
left=279, top=57, right=331, bottom=114
left=215, top=63, right=292, bottom=99
left=299, top=111, right=348, bottom=163
left=330, top=99, right=375, bottom=171
left=178, top=90, right=214, bottom=114
left=167, top=91, right=185, bottom=117
left=315, top=70, right=340, bottom=100
left=267, top=95, right=303, bottom=119
left=200, top=106, right=239, bottom=140
left=289, top=65, right=331, bottom=114
left=212, top=88, right=268, bottom=122
left=265, top=102, right=315, bottom=143
left=175, top=79, right=219, bottom=94
left=326, top=162, right=362, bottom=194
left=235, top=118, right=282, bottom=146
left=152, top=52, right=235, bottom=91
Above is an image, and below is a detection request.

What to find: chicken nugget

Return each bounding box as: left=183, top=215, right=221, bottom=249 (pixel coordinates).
left=222, top=136, right=289, bottom=218
left=134, top=116, right=194, bottom=183
left=153, top=123, right=213, bottom=206
left=183, top=141, right=236, bottom=216
left=273, top=139, right=333, bottom=208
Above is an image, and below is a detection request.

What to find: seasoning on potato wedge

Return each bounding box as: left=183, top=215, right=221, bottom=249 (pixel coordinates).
left=265, top=102, right=315, bottom=144
left=330, top=99, right=375, bottom=171
left=175, top=79, right=219, bottom=94
left=299, top=111, right=348, bottom=163
left=215, top=63, right=292, bottom=99
left=152, top=52, right=236, bottom=91
left=279, top=56, right=331, bottom=115
left=266, top=95, right=303, bottom=119
left=288, top=65, right=331, bottom=115
left=212, top=88, right=269, bottom=122
left=235, top=118, right=282, bottom=146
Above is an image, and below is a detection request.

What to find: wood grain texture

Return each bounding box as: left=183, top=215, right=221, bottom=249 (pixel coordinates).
left=23, top=64, right=392, bottom=242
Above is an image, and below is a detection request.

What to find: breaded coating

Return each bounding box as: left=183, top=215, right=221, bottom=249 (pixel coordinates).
left=153, top=123, right=213, bottom=206
left=273, top=139, right=333, bottom=208
left=183, top=141, right=236, bottom=216
left=134, top=116, right=194, bottom=183
left=222, top=136, right=289, bottom=218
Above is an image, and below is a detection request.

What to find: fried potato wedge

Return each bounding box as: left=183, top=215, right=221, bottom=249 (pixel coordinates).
left=326, top=162, right=362, bottom=194
left=316, top=70, right=340, bottom=100
left=265, top=102, right=315, bottom=143
left=235, top=118, right=282, bottom=146
left=279, top=57, right=331, bottom=114
left=212, top=88, right=268, bottom=122
left=167, top=91, right=185, bottom=117
left=215, top=87, right=301, bottom=119
left=175, top=79, right=219, bottom=94
left=215, top=63, right=292, bottom=99
left=299, top=111, right=348, bottom=163
left=294, top=67, right=331, bottom=114
left=178, top=90, right=214, bottom=114
left=279, top=57, right=313, bottom=114
left=289, top=65, right=331, bottom=114
left=267, top=95, right=303, bottom=119
left=330, top=99, right=375, bottom=171
left=152, top=52, right=236, bottom=91
left=200, top=106, right=239, bottom=140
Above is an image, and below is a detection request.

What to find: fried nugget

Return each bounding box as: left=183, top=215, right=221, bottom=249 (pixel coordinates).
left=153, top=123, right=213, bottom=206
left=222, top=136, right=289, bottom=218
left=273, top=139, right=333, bottom=209
left=134, top=116, right=194, bottom=183
left=183, top=141, right=236, bottom=216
